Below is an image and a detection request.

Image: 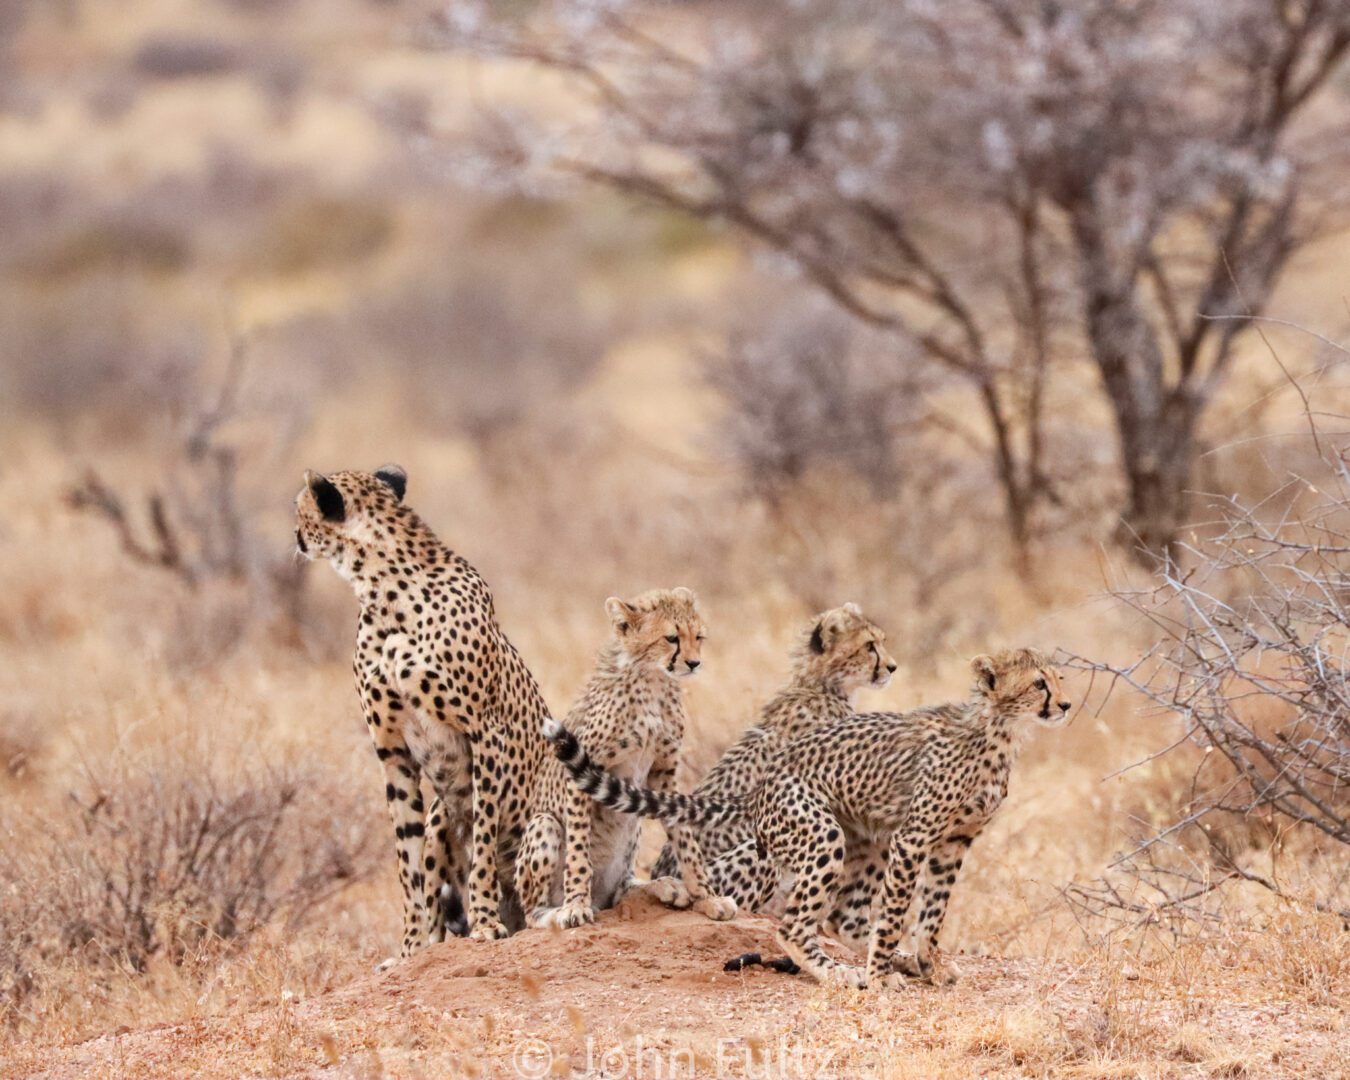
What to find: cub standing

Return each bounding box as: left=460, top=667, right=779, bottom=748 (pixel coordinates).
left=518, top=588, right=736, bottom=928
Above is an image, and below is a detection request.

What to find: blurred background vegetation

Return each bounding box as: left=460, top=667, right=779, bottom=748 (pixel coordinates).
left=1, top=0, right=1347, bottom=1057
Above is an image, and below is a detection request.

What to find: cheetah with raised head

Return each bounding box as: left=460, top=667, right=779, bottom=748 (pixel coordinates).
left=648, top=603, right=896, bottom=913
left=547, top=647, right=1071, bottom=988
left=517, top=588, right=736, bottom=929
left=295, top=465, right=551, bottom=953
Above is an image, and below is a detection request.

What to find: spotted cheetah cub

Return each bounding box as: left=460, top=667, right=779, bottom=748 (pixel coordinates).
left=649, top=603, right=896, bottom=912
left=520, top=588, right=736, bottom=930
left=548, top=648, right=1071, bottom=988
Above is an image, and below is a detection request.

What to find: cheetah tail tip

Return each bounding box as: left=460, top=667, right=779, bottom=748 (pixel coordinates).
left=541, top=716, right=564, bottom=741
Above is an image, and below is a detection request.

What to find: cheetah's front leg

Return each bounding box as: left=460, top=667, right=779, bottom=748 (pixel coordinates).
left=891, top=834, right=973, bottom=985
left=531, top=778, right=596, bottom=930
left=366, top=728, right=431, bottom=963
left=648, top=756, right=736, bottom=922
left=866, top=825, right=938, bottom=989
left=465, top=727, right=510, bottom=940
left=517, top=812, right=565, bottom=928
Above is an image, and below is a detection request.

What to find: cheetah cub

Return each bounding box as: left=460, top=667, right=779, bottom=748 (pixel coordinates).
left=520, top=588, right=736, bottom=930
left=548, top=648, right=1070, bottom=988
left=649, top=603, right=896, bottom=912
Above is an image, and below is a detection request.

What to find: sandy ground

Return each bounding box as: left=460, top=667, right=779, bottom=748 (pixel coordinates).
left=4, top=892, right=1345, bottom=1079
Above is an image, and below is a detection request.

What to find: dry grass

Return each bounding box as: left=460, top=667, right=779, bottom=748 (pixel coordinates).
left=1, top=2, right=1346, bottom=1076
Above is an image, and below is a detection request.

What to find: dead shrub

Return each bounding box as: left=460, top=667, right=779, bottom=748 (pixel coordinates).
left=1069, top=397, right=1350, bottom=933
left=0, top=751, right=381, bottom=1030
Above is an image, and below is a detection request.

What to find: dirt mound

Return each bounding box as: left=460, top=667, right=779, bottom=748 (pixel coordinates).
left=19, top=894, right=809, bottom=1079
left=12, top=893, right=1338, bottom=1079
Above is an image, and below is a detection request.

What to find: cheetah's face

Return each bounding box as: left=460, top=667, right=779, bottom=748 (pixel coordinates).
left=798, top=602, right=898, bottom=691
left=971, top=648, right=1072, bottom=727
left=606, top=586, right=707, bottom=680
left=294, top=465, right=408, bottom=562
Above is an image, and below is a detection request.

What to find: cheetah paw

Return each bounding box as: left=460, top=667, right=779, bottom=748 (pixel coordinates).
left=889, top=952, right=959, bottom=985
left=533, top=901, right=595, bottom=930
left=822, top=963, right=868, bottom=990
left=692, top=895, right=738, bottom=922
left=467, top=915, right=511, bottom=941
left=874, top=971, right=916, bottom=991
left=375, top=955, right=401, bottom=973
left=647, top=876, right=692, bottom=909
left=929, top=962, right=960, bottom=986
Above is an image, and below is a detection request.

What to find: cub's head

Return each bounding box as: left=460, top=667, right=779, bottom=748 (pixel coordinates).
left=969, top=648, right=1071, bottom=727
left=294, top=465, right=409, bottom=562
left=793, top=602, right=897, bottom=692
left=605, top=587, right=707, bottom=679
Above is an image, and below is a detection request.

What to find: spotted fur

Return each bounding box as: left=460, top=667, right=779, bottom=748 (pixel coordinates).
left=648, top=604, right=896, bottom=911
left=296, top=465, right=551, bottom=956
left=547, top=648, right=1071, bottom=988
left=517, top=588, right=736, bottom=929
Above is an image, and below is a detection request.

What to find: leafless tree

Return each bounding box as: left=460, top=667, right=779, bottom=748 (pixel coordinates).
left=66, top=315, right=312, bottom=652
left=437, top=0, right=1350, bottom=561
left=707, top=297, right=931, bottom=503
left=1066, top=358, right=1350, bottom=932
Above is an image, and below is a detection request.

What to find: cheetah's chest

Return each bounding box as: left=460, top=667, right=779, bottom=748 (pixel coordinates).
left=585, top=707, right=668, bottom=905
left=950, top=763, right=1009, bottom=831
left=405, top=707, right=471, bottom=797
left=609, top=706, right=667, bottom=776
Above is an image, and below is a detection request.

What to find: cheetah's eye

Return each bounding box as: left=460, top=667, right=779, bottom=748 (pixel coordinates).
left=665, top=635, right=679, bottom=644
left=696, top=634, right=707, bottom=642
left=1034, top=678, right=1047, bottom=690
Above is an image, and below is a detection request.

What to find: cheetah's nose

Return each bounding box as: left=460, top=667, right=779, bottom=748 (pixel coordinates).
left=686, top=659, right=700, bottom=671
left=886, top=662, right=897, bottom=674
left=1058, top=701, right=1071, bottom=713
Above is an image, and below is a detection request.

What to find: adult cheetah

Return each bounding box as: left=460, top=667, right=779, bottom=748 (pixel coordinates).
left=546, top=647, right=1071, bottom=988
left=517, top=588, right=735, bottom=929
left=649, top=603, right=896, bottom=913
left=295, top=465, right=551, bottom=952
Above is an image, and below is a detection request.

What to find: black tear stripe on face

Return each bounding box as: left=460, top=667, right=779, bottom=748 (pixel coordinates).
left=668, top=638, right=682, bottom=672
left=809, top=623, right=825, bottom=655
left=1038, top=680, right=1052, bottom=718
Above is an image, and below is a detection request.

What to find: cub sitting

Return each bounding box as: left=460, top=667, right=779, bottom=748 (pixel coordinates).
left=517, top=588, right=736, bottom=929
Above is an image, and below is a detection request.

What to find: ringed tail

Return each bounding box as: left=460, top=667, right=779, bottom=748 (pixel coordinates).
left=541, top=717, right=741, bottom=828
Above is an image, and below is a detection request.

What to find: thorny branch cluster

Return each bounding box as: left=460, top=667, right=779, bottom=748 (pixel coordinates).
left=1068, top=405, right=1350, bottom=932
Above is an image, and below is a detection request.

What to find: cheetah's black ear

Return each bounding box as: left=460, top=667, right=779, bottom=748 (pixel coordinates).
left=305, top=470, right=346, bottom=523
left=971, top=654, right=997, bottom=690
left=374, top=464, right=407, bottom=502
left=809, top=621, right=826, bottom=654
